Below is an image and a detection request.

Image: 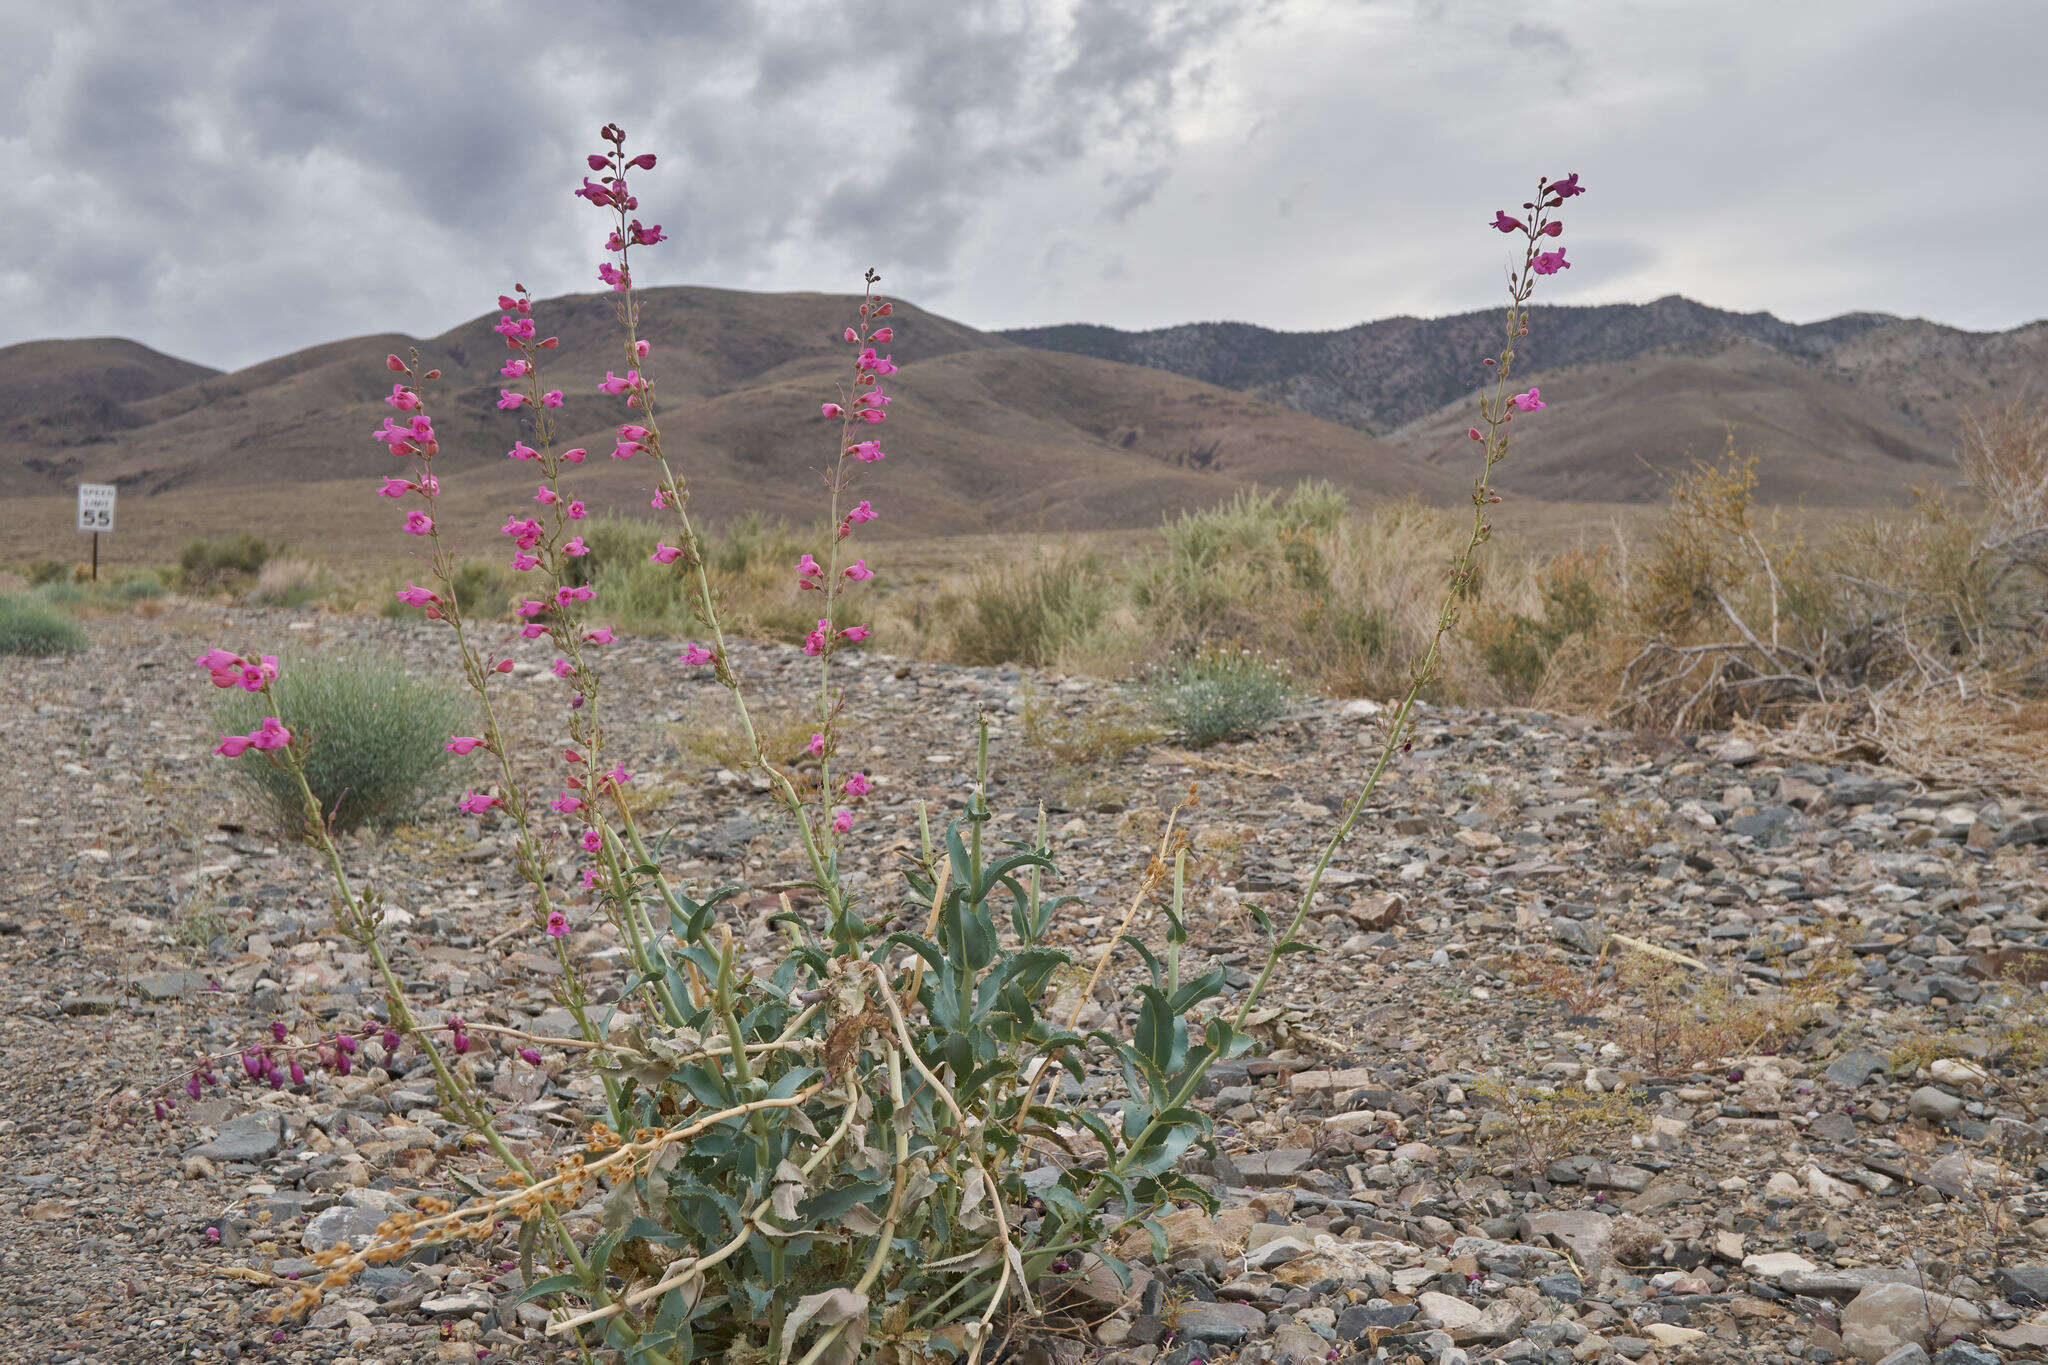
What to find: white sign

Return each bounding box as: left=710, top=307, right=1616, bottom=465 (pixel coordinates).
left=77, top=483, right=116, bottom=533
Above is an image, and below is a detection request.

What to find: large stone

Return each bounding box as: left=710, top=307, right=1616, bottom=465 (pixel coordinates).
left=1908, top=1087, right=1964, bottom=1122
left=1840, top=1283, right=1983, bottom=1362
left=1827, top=1050, right=1889, bottom=1088
left=1519, top=1210, right=1614, bottom=1276
left=1743, top=1251, right=1819, bottom=1280
left=1415, top=1292, right=1484, bottom=1331
left=1176, top=1301, right=1265, bottom=1346
left=187, top=1112, right=284, bottom=1163
left=302, top=1203, right=391, bottom=1253
left=1233, top=1148, right=1316, bottom=1187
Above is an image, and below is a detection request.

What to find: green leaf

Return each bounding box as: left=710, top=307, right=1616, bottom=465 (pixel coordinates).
left=1166, top=965, right=1228, bottom=1015
left=797, top=1178, right=891, bottom=1224
left=518, top=1272, right=586, bottom=1304
left=1120, top=935, right=1166, bottom=987
left=768, top=1066, right=819, bottom=1100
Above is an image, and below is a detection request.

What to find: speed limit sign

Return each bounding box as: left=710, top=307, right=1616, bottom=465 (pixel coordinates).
left=77, top=483, right=117, bottom=532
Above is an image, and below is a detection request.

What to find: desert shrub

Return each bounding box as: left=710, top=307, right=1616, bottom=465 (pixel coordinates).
left=165, top=142, right=1590, bottom=1358
left=177, top=532, right=276, bottom=590
left=211, top=650, right=464, bottom=831
left=1473, top=548, right=1608, bottom=699
left=0, top=594, right=88, bottom=655
left=946, top=553, right=1113, bottom=666
left=248, top=557, right=334, bottom=608
left=1149, top=649, right=1294, bottom=745
left=23, top=559, right=72, bottom=586
left=446, top=558, right=520, bottom=620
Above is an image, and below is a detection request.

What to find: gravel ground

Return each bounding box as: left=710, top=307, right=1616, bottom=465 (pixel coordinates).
left=3, top=605, right=2046, bottom=1364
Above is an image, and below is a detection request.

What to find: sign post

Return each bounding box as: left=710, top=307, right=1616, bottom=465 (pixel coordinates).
left=77, top=484, right=116, bottom=581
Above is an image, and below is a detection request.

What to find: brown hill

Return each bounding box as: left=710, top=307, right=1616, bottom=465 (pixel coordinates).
left=0, top=337, right=220, bottom=485
left=1, top=288, right=1456, bottom=560
left=1003, top=296, right=2048, bottom=503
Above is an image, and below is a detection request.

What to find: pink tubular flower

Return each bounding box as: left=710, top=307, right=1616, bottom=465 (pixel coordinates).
left=551, top=657, right=575, bottom=678
left=872, top=327, right=893, bottom=344
left=501, top=358, right=532, bottom=378
left=1468, top=427, right=1484, bottom=441
left=395, top=582, right=438, bottom=606
left=519, top=623, right=547, bottom=639
left=847, top=500, right=877, bottom=523
left=602, top=764, right=631, bottom=788
left=517, top=598, right=548, bottom=618
left=1490, top=210, right=1525, bottom=234
left=550, top=793, right=586, bottom=815
left=541, top=389, right=564, bottom=408
left=843, top=559, right=874, bottom=580
left=250, top=717, right=292, bottom=750
left=562, top=536, right=589, bottom=556
left=831, top=807, right=853, bottom=834
left=561, top=447, right=588, bottom=464
left=497, top=389, right=528, bottom=409
left=372, top=417, right=416, bottom=454
left=1510, top=388, right=1546, bottom=412
left=546, top=910, right=569, bottom=938
left=849, top=440, right=884, bottom=463
left=1550, top=171, right=1585, bottom=199
left=536, top=485, right=560, bottom=504
left=557, top=584, right=596, bottom=604
left=385, top=383, right=422, bottom=411
left=567, top=500, right=587, bottom=519
left=511, top=552, right=541, bottom=572
left=508, top=441, right=539, bottom=462
left=805, top=732, right=827, bottom=756
left=842, top=772, right=872, bottom=796
left=839, top=624, right=871, bottom=643
left=213, top=733, right=256, bottom=758
left=634, top=339, right=650, bottom=359
left=404, top=510, right=434, bottom=535
left=679, top=642, right=716, bottom=666
left=1533, top=248, right=1570, bottom=276
left=651, top=542, right=683, bottom=564
left=585, top=626, right=615, bottom=645
left=376, top=476, right=412, bottom=498
left=609, top=442, right=639, bottom=460
left=597, top=370, right=638, bottom=395
left=386, top=354, right=409, bottom=373
left=802, top=619, right=831, bottom=656
left=459, top=789, right=499, bottom=814
left=445, top=736, right=486, bottom=754
left=842, top=327, right=858, bottom=343
left=821, top=402, right=843, bottom=419
left=579, top=829, right=602, bottom=852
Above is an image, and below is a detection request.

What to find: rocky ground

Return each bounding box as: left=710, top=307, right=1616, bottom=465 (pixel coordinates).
left=3, top=604, right=2047, bottom=1365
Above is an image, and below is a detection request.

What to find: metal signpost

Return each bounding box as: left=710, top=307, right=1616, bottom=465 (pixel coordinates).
left=77, top=483, right=116, bottom=581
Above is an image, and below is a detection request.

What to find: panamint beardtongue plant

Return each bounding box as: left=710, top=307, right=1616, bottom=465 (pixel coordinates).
left=178, top=140, right=1583, bottom=1364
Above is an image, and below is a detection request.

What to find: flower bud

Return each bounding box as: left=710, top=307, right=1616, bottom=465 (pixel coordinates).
left=519, top=1047, right=543, bottom=1066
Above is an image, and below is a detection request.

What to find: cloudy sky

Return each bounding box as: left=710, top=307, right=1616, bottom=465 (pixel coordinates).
left=2, top=0, right=2041, bottom=371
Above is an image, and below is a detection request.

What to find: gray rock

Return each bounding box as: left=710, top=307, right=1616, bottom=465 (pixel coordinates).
left=1583, top=1162, right=1654, bottom=1193
left=1535, top=1274, right=1583, bottom=1303
left=1932, top=1346, right=2000, bottom=1365
left=1875, top=1348, right=1930, bottom=1365
left=1782, top=1267, right=1927, bottom=1299
left=128, top=970, right=202, bottom=1001
left=1996, top=1265, right=2048, bottom=1303
left=1827, top=1050, right=1889, bottom=1088
left=1908, top=1087, right=1964, bottom=1122
left=1841, top=1283, right=1984, bottom=1362
left=1233, top=1148, right=1316, bottom=1187
left=302, top=1203, right=390, bottom=1253
left=420, top=1289, right=494, bottom=1317
left=1177, top=1301, right=1266, bottom=1346
left=1337, top=1304, right=1416, bottom=1338
left=187, top=1112, right=284, bottom=1163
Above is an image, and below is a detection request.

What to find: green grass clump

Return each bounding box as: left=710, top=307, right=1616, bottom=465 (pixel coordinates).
left=178, top=533, right=277, bottom=591
left=211, top=650, right=466, bottom=831
left=946, top=555, right=1112, bottom=667
left=1149, top=649, right=1293, bottom=746
left=0, top=595, right=88, bottom=655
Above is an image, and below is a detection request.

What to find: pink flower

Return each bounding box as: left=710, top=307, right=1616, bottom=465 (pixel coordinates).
left=395, top=582, right=438, bottom=606
left=567, top=500, right=587, bottom=519
left=610, top=442, right=639, bottom=460
left=459, top=789, right=500, bottom=815
left=821, top=403, right=843, bottom=419
left=634, top=222, right=666, bottom=245
left=541, top=390, right=564, bottom=408
left=847, top=500, right=877, bottom=523
left=580, top=829, right=602, bottom=852
left=561, top=447, right=588, bottom=464
left=498, top=292, right=532, bottom=313
left=580, top=865, right=602, bottom=888
left=842, top=327, right=858, bottom=343
left=872, top=327, right=893, bottom=344
left=507, top=441, right=539, bottom=462
left=502, top=516, right=543, bottom=549
left=619, top=424, right=650, bottom=443
left=1533, top=248, right=1570, bottom=276
left=552, top=657, right=575, bottom=678
left=831, top=807, right=853, bottom=834
left=557, top=584, right=596, bottom=603
left=602, top=764, right=631, bottom=788
left=386, top=354, right=408, bottom=373
left=376, top=476, right=412, bottom=498
left=213, top=733, right=255, bottom=758
left=849, top=440, right=885, bottom=463
left=625, top=153, right=656, bottom=171
left=563, top=536, right=589, bottom=556
left=843, top=559, right=874, bottom=580
left=840, top=624, right=871, bottom=643
left=585, top=626, right=615, bottom=645
left=497, top=389, right=528, bottom=409
left=404, top=510, right=434, bottom=536
left=679, top=642, right=716, bottom=666
left=520, top=623, right=546, bottom=639
left=385, top=384, right=422, bottom=411
left=546, top=911, right=569, bottom=938
left=372, top=417, right=416, bottom=454
left=1510, top=388, right=1546, bottom=412
left=805, top=732, right=827, bottom=756
left=1490, top=211, right=1524, bottom=234
left=1550, top=171, right=1585, bottom=199
left=597, top=370, right=637, bottom=395
left=493, top=658, right=514, bottom=673
left=445, top=736, right=486, bottom=754
left=511, top=552, right=540, bottom=572
left=796, top=553, right=822, bottom=582
left=1539, top=219, right=1563, bottom=237
left=550, top=793, right=586, bottom=815
left=535, top=485, right=560, bottom=505
left=855, top=349, right=897, bottom=377
left=517, top=598, right=548, bottom=618
left=842, top=772, right=872, bottom=796
left=1469, top=427, right=1485, bottom=441
left=250, top=717, right=292, bottom=750
left=501, top=358, right=532, bottom=378
left=802, top=619, right=831, bottom=656
left=651, top=542, right=683, bottom=564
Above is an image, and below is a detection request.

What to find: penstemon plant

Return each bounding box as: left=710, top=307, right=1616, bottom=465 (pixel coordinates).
left=178, top=127, right=1586, bottom=1364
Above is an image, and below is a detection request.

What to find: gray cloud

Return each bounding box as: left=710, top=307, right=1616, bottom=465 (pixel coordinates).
left=0, top=0, right=2042, bottom=371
